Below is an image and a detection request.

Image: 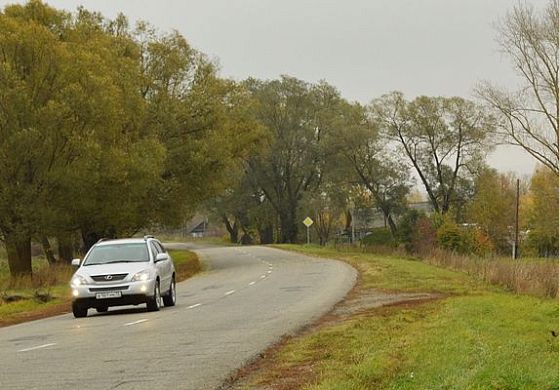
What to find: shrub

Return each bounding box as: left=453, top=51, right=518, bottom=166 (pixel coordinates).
left=436, top=220, right=473, bottom=254
left=408, top=215, right=437, bottom=255
left=361, top=228, right=396, bottom=248
left=471, top=228, right=495, bottom=257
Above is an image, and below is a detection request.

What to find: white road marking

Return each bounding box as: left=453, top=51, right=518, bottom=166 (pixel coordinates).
left=267, top=270, right=272, bottom=274
left=224, top=290, right=236, bottom=296
left=249, top=281, right=256, bottom=286
left=124, top=319, right=148, bottom=327
left=188, top=303, right=202, bottom=309
left=260, top=275, right=267, bottom=279
left=18, top=343, right=56, bottom=353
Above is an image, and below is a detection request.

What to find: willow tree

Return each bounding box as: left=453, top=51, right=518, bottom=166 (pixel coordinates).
left=137, top=25, right=260, bottom=231
left=0, top=2, right=81, bottom=274
left=244, top=76, right=343, bottom=243
left=330, top=102, right=411, bottom=235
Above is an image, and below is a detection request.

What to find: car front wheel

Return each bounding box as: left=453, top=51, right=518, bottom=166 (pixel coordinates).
left=146, top=281, right=161, bottom=312
left=72, top=302, right=88, bottom=318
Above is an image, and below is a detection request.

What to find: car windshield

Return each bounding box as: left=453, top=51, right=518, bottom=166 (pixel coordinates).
left=83, top=243, right=149, bottom=266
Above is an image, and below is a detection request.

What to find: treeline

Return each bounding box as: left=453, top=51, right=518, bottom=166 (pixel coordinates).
left=211, top=0, right=559, bottom=259
left=0, top=1, right=258, bottom=275
left=4, top=0, right=559, bottom=276
left=211, top=84, right=497, bottom=246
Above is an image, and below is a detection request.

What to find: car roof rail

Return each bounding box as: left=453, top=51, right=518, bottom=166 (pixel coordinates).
left=143, top=235, right=155, bottom=241
left=96, top=238, right=111, bottom=243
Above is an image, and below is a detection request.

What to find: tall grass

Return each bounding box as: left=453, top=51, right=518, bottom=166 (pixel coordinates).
left=334, top=242, right=559, bottom=299
left=425, top=249, right=559, bottom=298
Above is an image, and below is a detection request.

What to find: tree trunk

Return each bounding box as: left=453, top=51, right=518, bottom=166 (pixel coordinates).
left=81, top=228, right=101, bottom=253
left=386, top=214, right=398, bottom=236
left=41, top=236, right=57, bottom=265
left=259, top=224, right=274, bottom=244
left=279, top=207, right=298, bottom=243
left=58, top=236, right=74, bottom=264
left=5, top=234, right=32, bottom=276
left=222, top=215, right=239, bottom=243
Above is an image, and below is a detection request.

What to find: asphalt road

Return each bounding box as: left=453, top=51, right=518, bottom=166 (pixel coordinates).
left=0, top=244, right=356, bottom=390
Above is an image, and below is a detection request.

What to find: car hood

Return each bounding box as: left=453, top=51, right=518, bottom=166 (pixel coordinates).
left=78, top=262, right=150, bottom=277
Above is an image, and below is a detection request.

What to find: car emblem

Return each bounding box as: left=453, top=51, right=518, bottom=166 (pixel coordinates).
left=104, top=275, right=113, bottom=280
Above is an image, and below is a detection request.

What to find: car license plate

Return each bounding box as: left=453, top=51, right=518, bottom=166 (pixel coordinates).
left=95, top=291, right=122, bottom=299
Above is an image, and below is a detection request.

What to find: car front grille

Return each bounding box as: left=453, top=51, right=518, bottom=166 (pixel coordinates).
left=89, top=286, right=129, bottom=292
left=91, top=273, right=128, bottom=282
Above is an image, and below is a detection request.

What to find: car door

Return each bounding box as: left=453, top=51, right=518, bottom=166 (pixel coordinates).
left=152, top=241, right=171, bottom=291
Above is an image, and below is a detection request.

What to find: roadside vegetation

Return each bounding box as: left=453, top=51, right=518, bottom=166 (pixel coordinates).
left=0, top=248, right=200, bottom=326
left=236, top=245, right=559, bottom=389
left=4, top=0, right=559, bottom=385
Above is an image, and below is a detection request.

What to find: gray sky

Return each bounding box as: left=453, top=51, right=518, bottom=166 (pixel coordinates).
left=1, top=0, right=550, bottom=175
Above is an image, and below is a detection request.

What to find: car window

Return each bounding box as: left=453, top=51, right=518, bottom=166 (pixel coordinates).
left=154, top=241, right=166, bottom=253
left=149, top=242, right=159, bottom=260
left=84, top=243, right=149, bottom=265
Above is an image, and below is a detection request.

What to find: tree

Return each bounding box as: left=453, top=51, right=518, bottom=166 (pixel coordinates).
left=373, top=92, right=494, bottom=216
left=244, top=76, right=342, bottom=243
left=0, top=1, right=259, bottom=275
left=478, top=0, right=559, bottom=175
left=525, top=167, right=559, bottom=256
left=138, top=25, right=260, bottom=231
left=466, top=168, right=517, bottom=252
left=0, top=1, right=82, bottom=274
left=331, top=102, right=411, bottom=236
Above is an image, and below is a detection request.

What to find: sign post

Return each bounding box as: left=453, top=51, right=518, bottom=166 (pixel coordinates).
left=302, top=217, right=314, bottom=245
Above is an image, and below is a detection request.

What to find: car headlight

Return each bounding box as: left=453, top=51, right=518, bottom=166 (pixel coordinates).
left=70, top=275, right=87, bottom=287
left=132, top=270, right=151, bottom=282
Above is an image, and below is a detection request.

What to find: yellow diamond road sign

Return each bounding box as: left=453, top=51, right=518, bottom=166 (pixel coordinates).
left=303, top=217, right=314, bottom=227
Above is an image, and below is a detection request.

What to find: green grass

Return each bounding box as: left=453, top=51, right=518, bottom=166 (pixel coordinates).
left=171, top=249, right=203, bottom=281
left=251, top=245, right=559, bottom=389
left=276, top=244, right=489, bottom=295
left=0, top=248, right=201, bottom=325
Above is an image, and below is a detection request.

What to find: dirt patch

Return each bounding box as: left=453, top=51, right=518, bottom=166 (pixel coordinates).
left=221, top=282, right=443, bottom=390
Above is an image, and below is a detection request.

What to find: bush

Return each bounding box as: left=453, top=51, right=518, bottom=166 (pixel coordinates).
left=523, top=230, right=559, bottom=257
left=397, top=209, right=422, bottom=249
left=470, top=228, right=495, bottom=257
left=409, top=216, right=437, bottom=255
left=361, top=228, right=396, bottom=247
left=436, top=220, right=473, bottom=254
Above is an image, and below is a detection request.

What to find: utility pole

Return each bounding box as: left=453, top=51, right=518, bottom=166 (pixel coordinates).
left=513, top=178, right=520, bottom=259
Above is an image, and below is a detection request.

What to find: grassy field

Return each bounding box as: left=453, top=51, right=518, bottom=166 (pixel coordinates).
left=0, top=248, right=201, bottom=326
left=242, top=245, right=559, bottom=389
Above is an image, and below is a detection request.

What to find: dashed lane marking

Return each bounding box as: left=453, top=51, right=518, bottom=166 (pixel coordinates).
left=124, top=319, right=148, bottom=327
left=18, top=343, right=56, bottom=353
left=188, top=303, right=202, bottom=309
left=249, top=282, right=256, bottom=286
left=225, top=290, right=236, bottom=296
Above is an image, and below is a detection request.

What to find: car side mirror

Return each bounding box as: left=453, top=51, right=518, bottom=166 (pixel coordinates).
left=155, top=253, right=168, bottom=262
left=71, top=258, right=81, bottom=267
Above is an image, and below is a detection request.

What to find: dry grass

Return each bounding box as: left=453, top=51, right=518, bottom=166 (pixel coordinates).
left=425, top=248, right=559, bottom=299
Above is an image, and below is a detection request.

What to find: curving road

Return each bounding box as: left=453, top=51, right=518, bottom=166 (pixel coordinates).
left=0, top=244, right=356, bottom=390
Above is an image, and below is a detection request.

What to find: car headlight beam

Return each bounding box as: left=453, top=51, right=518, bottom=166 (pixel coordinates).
left=132, top=270, right=150, bottom=282
left=71, top=275, right=87, bottom=287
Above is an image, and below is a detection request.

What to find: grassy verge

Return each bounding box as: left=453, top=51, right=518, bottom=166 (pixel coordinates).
left=243, top=245, right=559, bottom=389
left=172, top=249, right=203, bottom=282
left=0, top=248, right=201, bottom=326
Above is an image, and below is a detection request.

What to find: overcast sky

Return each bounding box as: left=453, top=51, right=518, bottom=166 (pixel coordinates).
left=0, top=0, right=551, bottom=175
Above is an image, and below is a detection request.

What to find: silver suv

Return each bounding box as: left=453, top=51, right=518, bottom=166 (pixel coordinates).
left=70, top=236, right=176, bottom=318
